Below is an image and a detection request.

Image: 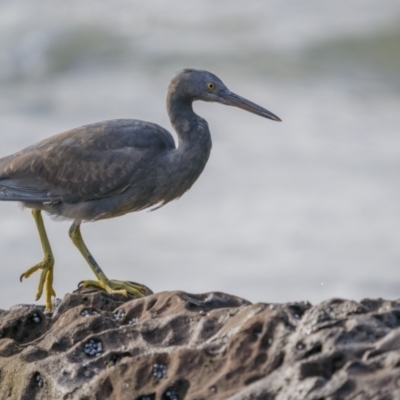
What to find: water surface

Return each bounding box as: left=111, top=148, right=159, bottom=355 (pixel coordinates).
left=0, top=0, right=400, bottom=309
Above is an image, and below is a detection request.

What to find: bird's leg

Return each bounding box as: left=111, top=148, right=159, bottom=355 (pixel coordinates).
left=68, top=222, right=145, bottom=298
left=20, top=209, right=56, bottom=311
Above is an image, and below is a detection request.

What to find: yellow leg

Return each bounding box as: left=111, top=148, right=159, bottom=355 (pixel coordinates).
left=20, top=210, right=56, bottom=311
left=68, top=223, right=145, bottom=298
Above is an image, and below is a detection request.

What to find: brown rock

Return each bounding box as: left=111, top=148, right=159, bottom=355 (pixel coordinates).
left=0, top=288, right=400, bottom=399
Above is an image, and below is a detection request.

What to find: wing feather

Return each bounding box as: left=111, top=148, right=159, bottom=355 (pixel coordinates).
left=0, top=119, right=175, bottom=203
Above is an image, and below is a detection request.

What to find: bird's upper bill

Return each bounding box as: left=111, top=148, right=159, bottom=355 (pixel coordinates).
left=219, top=91, right=281, bottom=122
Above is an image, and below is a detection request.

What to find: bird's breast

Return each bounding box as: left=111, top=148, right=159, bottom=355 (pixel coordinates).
left=155, top=130, right=212, bottom=205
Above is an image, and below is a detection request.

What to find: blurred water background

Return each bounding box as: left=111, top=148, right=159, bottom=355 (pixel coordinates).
left=0, top=0, right=400, bottom=309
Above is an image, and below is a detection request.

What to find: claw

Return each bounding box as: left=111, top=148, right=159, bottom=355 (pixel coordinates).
left=79, top=278, right=145, bottom=298
left=20, top=259, right=55, bottom=311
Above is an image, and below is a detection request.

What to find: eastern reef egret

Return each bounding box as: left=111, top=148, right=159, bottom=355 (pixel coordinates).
left=0, top=69, right=281, bottom=310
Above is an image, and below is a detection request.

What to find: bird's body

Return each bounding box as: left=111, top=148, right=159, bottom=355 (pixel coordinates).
left=0, top=69, right=280, bottom=310
left=0, top=117, right=210, bottom=221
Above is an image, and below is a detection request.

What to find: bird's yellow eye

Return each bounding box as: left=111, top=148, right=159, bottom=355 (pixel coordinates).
left=207, top=82, right=215, bottom=90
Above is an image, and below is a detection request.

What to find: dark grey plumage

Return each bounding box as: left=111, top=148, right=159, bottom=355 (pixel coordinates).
left=0, top=68, right=281, bottom=310
left=0, top=69, right=280, bottom=221
left=0, top=119, right=181, bottom=220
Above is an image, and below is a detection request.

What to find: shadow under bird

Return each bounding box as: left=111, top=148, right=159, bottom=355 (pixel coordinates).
left=0, top=69, right=281, bottom=311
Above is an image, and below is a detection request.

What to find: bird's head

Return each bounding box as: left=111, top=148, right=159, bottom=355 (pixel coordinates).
left=169, top=69, right=281, bottom=122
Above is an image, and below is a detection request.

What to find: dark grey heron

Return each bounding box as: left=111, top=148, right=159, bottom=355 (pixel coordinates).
left=0, top=69, right=281, bottom=311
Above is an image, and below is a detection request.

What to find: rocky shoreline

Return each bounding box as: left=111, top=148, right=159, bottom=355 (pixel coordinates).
left=0, top=287, right=399, bottom=399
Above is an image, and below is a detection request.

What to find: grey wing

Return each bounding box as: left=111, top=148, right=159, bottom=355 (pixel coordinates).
left=0, top=119, right=176, bottom=203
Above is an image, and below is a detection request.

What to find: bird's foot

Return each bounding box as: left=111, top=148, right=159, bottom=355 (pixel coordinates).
left=78, top=278, right=146, bottom=298
left=20, top=257, right=56, bottom=311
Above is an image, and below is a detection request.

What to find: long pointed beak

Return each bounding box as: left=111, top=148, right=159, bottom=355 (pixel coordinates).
left=221, top=91, right=281, bottom=122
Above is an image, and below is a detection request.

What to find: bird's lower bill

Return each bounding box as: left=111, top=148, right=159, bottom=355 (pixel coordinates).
left=222, top=91, right=281, bottom=122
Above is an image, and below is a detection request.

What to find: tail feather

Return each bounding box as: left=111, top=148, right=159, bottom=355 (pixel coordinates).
left=0, top=179, right=51, bottom=203
left=0, top=154, right=55, bottom=203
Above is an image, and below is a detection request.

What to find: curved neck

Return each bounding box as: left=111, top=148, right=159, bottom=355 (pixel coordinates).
left=167, top=92, right=198, bottom=147
left=164, top=88, right=212, bottom=198
left=167, top=89, right=210, bottom=148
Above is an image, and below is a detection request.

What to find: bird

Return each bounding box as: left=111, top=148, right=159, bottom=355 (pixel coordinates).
left=0, top=69, right=281, bottom=311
